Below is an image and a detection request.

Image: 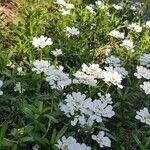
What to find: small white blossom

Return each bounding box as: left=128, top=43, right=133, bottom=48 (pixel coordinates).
left=32, top=144, right=40, bottom=150
left=105, top=55, right=121, bottom=67
left=104, top=48, right=111, bottom=56
left=0, top=80, right=3, bottom=95
left=17, top=67, right=26, bottom=76
left=14, top=82, right=25, bottom=93
left=109, top=30, right=124, bottom=39
left=60, top=8, right=71, bottom=15
left=134, top=66, right=150, bottom=80
left=145, top=21, right=150, bottom=28
left=98, top=93, right=113, bottom=104
left=112, top=4, right=122, bottom=10
left=86, top=4, right=95, bottom=14
left=73, top=71, right=97, bottom=86
left=52, top=48, right=63, bottom=56
left=56, top=136, right=91, bottom=150
left=101, top=68, right=123, bottom=88
left=95, top=0, right=107, bottom=9
left=140, top=81, right=150, bottom=95
left=127, top=23, right=142, bottom=33
left=45, top=66, right=71, bottom=90
left=32, top=60, right=50, bottom=74
left=135, top=107, right=150, bottom=125
left=65, top=27, right=80, bottom=37
left=140, top=53, right=150, bottom=68
left=92, top=131, right=111, bottom=148
left=31, top=36, right=53, bottom=48
left=120, top=39, right=134, bottom=52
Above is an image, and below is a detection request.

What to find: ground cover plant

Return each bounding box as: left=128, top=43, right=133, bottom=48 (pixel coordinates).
left=0, top=0, right=150, bottom=149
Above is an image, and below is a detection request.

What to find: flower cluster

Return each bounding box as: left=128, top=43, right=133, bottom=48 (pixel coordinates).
left=52, top=48, right=63, bottom=57
left=59, top=92, right=115, bottom=127
left=127, top=23, right=142, bottom=33
left=135, top=107, right=150, bottom=125
left=56, top=0, right=75, bottom=16
left=64, top=27, right=80, bottom=37
left=134, top=53, right=150, bottom=94
left=31, top=36, right=53, bottom=48
left=32, top=60, right=71, bottom=90
left=108, top=30, right=124, bottom=39
left=92, top=131, right=111, bottom=148
left=120, top=39, right=134, bottom=52
left=56, top=136, right=91, bottom=150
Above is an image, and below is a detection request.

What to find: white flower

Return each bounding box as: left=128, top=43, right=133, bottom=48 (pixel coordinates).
left=64, top=3, right=74, bottom=9
left=140, top=81, right=150, bottom=95
left=17, top=67, right=26, bottom=76
left=32, top=144, right=40, bottom=150
left=73, top=71, right=97, bottom=86
left=120, top=39, right=134, bottom=52
left=92, top=131, right=111, bottom=148
left=134, top=66, right=150, bottom=80
left=105, top=55, right=121, bottom=67
left=98, top=93, right=113, bottom=104
left=105, top=48, right=111, bottom=56
left=140, top=53, right=150, bottom=68
left=112, top=4, right=122, bottom=10
left=60, top=92, right=92, bottom=117
left=127, top=23, right=142, bottom=33
left=101, top=68, right=123, bottom=88
left=60, top=8, right=70, bottom=15
left=95, top=0, right=107, bottom=9
left=14, top=82, right=25, bottom=93
left=90, top=100, right=115, bottom=123
left=56, top=136, right=91, bottom=150
left=56, top=0, right=66, bottom=5
left=86, top=4, right=95, bottom=14
left=60, top=92, right=115, bottom=127
left=0, top=80, right=3, bottom=95
left=52, top=48, right=63, bottom=56
left=65, top=27, right=80, bottom=37
left=81, top=64, right=102, bottom=78
left=32, top=60, right=50, bottom=74
left=45, top=66, right=71, bottom=90
left=145, top=21, right=150, bottom=28
left=135, top=107, right=150, bottom=125
left=31, top=36, right=53, bottom=48
left=108, top=30, right=124, bottom=39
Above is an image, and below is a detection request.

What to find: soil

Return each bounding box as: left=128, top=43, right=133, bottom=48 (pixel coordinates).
left=0, top=0, right=16, bottom=27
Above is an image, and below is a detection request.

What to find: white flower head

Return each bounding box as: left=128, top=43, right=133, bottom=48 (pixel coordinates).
left=140, top=53, right=150, bottom=68
left=112, top=4, right=123, bottom=10
left=45, top=66, right=71, bottom=90
left=60, top=8, right=71, bottom=15
left=32, top=60, right=50, bottom=74
left=135, top=107, right=150, bottom=125
left=145, top=21, right=150, bottom=28
left=140, top=81, right=150, bottom=95
left=105, top=55, right=121, bottom=67
left=86, top=4, right=95, bottom=14
left=14, top=82, right=25, bottom=93
left=56, top=136, right=91, bottom=150
left=52, top=48, right=63, bottom=56
left=92, top=131, right=111, bottom=148
left=95, top=0, right=107, bottom=9
left=134, top=66, right=150, bottom=80
left=65, top=27, right=80, bottom=37
left=31, top=36, right=53, bottom=48
left=127, top=23, right=142, bottom=33
left=109, top=30, right=124, bottom=39
left=120, top=39, right=134, bottom=52
left=101, top=67, right=123, bottom=88
left=32, top=144, right=40, bottom=150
